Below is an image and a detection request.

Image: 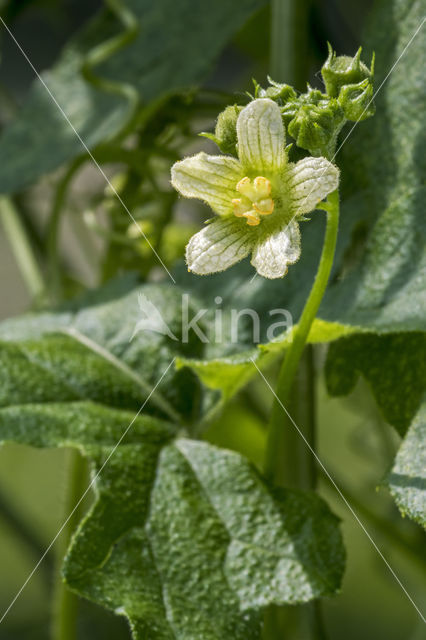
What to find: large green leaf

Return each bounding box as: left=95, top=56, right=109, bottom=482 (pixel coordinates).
left=0, top=276, right=208, bottom=424
left=387, top=399, right=426, bottom=528
left=0, top=275, right=345, bottom=635
left=0, top=402, right=345, bottom=637
left=0, top=0, right=266, bottom=193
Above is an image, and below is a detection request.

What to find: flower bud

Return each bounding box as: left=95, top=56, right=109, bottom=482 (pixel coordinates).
left=201, top=105, right=241, bottom=156
left=321, top=44, right=374, bottom=98
left=338, top=77, right=375, bottom=121
left=260, top=78, right=297, bottom=103
left=281, top=85, right=328, bottom=122
left=286, top=94, right=345, bottom=158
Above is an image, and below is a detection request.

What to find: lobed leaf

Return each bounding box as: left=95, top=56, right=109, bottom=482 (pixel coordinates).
left=0, top=276, right=207, bottom=425
left=0, top=403, right=345, bottom=638
left=0, top=275, right=345, bottom=635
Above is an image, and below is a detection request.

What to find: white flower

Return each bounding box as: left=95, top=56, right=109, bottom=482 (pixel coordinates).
left=171, top=98, right=339, bottom=279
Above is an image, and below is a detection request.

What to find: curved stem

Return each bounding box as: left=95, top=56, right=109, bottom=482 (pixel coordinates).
left=0, top=196, right=45, bottom=302
left=265, top=190, right=340, bottom=480
left=47, top=157, right=88, bottom=300
left=51, top=449, right=86, bottom=640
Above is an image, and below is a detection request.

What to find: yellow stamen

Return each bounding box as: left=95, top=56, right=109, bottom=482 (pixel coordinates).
left=236, top=177, right=257, bottom=201
left=232, top=198, right=250, bottom=217
left=253, top=176, right=271, bottom=199
left=233, top=176, right=274, bottom=226
left=243, top=211, right=260, bottom=226
left=253, top=198, right=274, bottom=215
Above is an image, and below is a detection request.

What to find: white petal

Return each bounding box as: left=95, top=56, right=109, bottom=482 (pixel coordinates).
left=251, top=220, right=301, bottom=279
left=287, top=156, right=339, bottom=215
left=186, top=217, right=254, bottom=275
left=171, top=152, right=243, bottom=216
left=237, top=99, right=286, bottom=174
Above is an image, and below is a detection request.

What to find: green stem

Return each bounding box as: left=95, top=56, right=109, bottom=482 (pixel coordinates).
left=47, top=157, right=87, bottom=300
left=51, top=449, right=86, bottom=640
left=270, top=345, right=317, bottom=488
left=0, top=196, right=45, bottom=301
left=265, top=190, right=340, bottom=480
left=270, top=0, right=311, bottom=89
left=47, top=143, right=153, bottom=299
left=263, top=191, right=339, bottom=640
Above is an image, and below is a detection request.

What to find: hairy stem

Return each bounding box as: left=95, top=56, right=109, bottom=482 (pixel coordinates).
left=51, top=449, right=86, bottom=640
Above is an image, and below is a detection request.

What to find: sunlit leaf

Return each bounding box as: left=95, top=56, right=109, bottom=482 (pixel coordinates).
left=0, top=403, right=345, bottom=638
left=387, top=400, right=426, bottom=528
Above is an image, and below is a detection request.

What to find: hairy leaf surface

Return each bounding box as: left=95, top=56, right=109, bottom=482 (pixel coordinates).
left=0, top=403, right=344, bottom=638
left=387, top=400, right=426, bottom=529
left=0, top=276, right=207, bottom=424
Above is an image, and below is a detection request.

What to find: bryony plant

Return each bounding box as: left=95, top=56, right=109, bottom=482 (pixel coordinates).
left=171, top=98, right=339, bottom=278
left=171, top=50, right=376, bottom=492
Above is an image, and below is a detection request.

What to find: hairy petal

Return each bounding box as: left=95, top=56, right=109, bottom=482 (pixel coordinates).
left=186, top=217, right=254, bottom=275
left=237, top=99, right=286, bottom=173
left=171, top=152, right=243, bottom=216
left=288, top=157, right=339, bottom=215
left=251, top=220, right=301, bottom=279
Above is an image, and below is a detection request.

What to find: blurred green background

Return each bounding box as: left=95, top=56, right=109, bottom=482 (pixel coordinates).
left=0, top=1, right=424, bottom=639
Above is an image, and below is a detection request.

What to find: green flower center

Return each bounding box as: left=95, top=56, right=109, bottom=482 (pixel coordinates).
left=232, top=176, right=274, bottom=226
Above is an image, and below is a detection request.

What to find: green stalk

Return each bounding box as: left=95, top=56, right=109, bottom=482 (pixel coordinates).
left=269, top=344, right=316, bottom=488
left=0, top=196, right=45, bottom=301
left=51, top=449, right=86, bottom=640
left=270, top=0, right=311, bottom=89
left=263, top=191, right=339, bottom=639
left=266, top=4, right=331, bottom=636
left=47, top=156, right=87, bottom=300
left=265, top=190, right=339, bottom=479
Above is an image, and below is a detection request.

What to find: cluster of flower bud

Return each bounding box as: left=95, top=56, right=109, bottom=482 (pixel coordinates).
left=204, top=45, right=374, bottom=160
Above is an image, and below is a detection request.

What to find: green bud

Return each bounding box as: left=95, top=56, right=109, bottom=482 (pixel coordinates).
left=301, top=86, right=325, bottom=105
left=281, top=85, right=329, bottom=123
left=338, top=77, right=375, bottom=121
left=321, top=44, right=374, bottom=98
left=200, top=105, right=241, bottom=156
left=261, top=77, right=298, bottom=103
left=287, top=99, right=345, bottom=159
